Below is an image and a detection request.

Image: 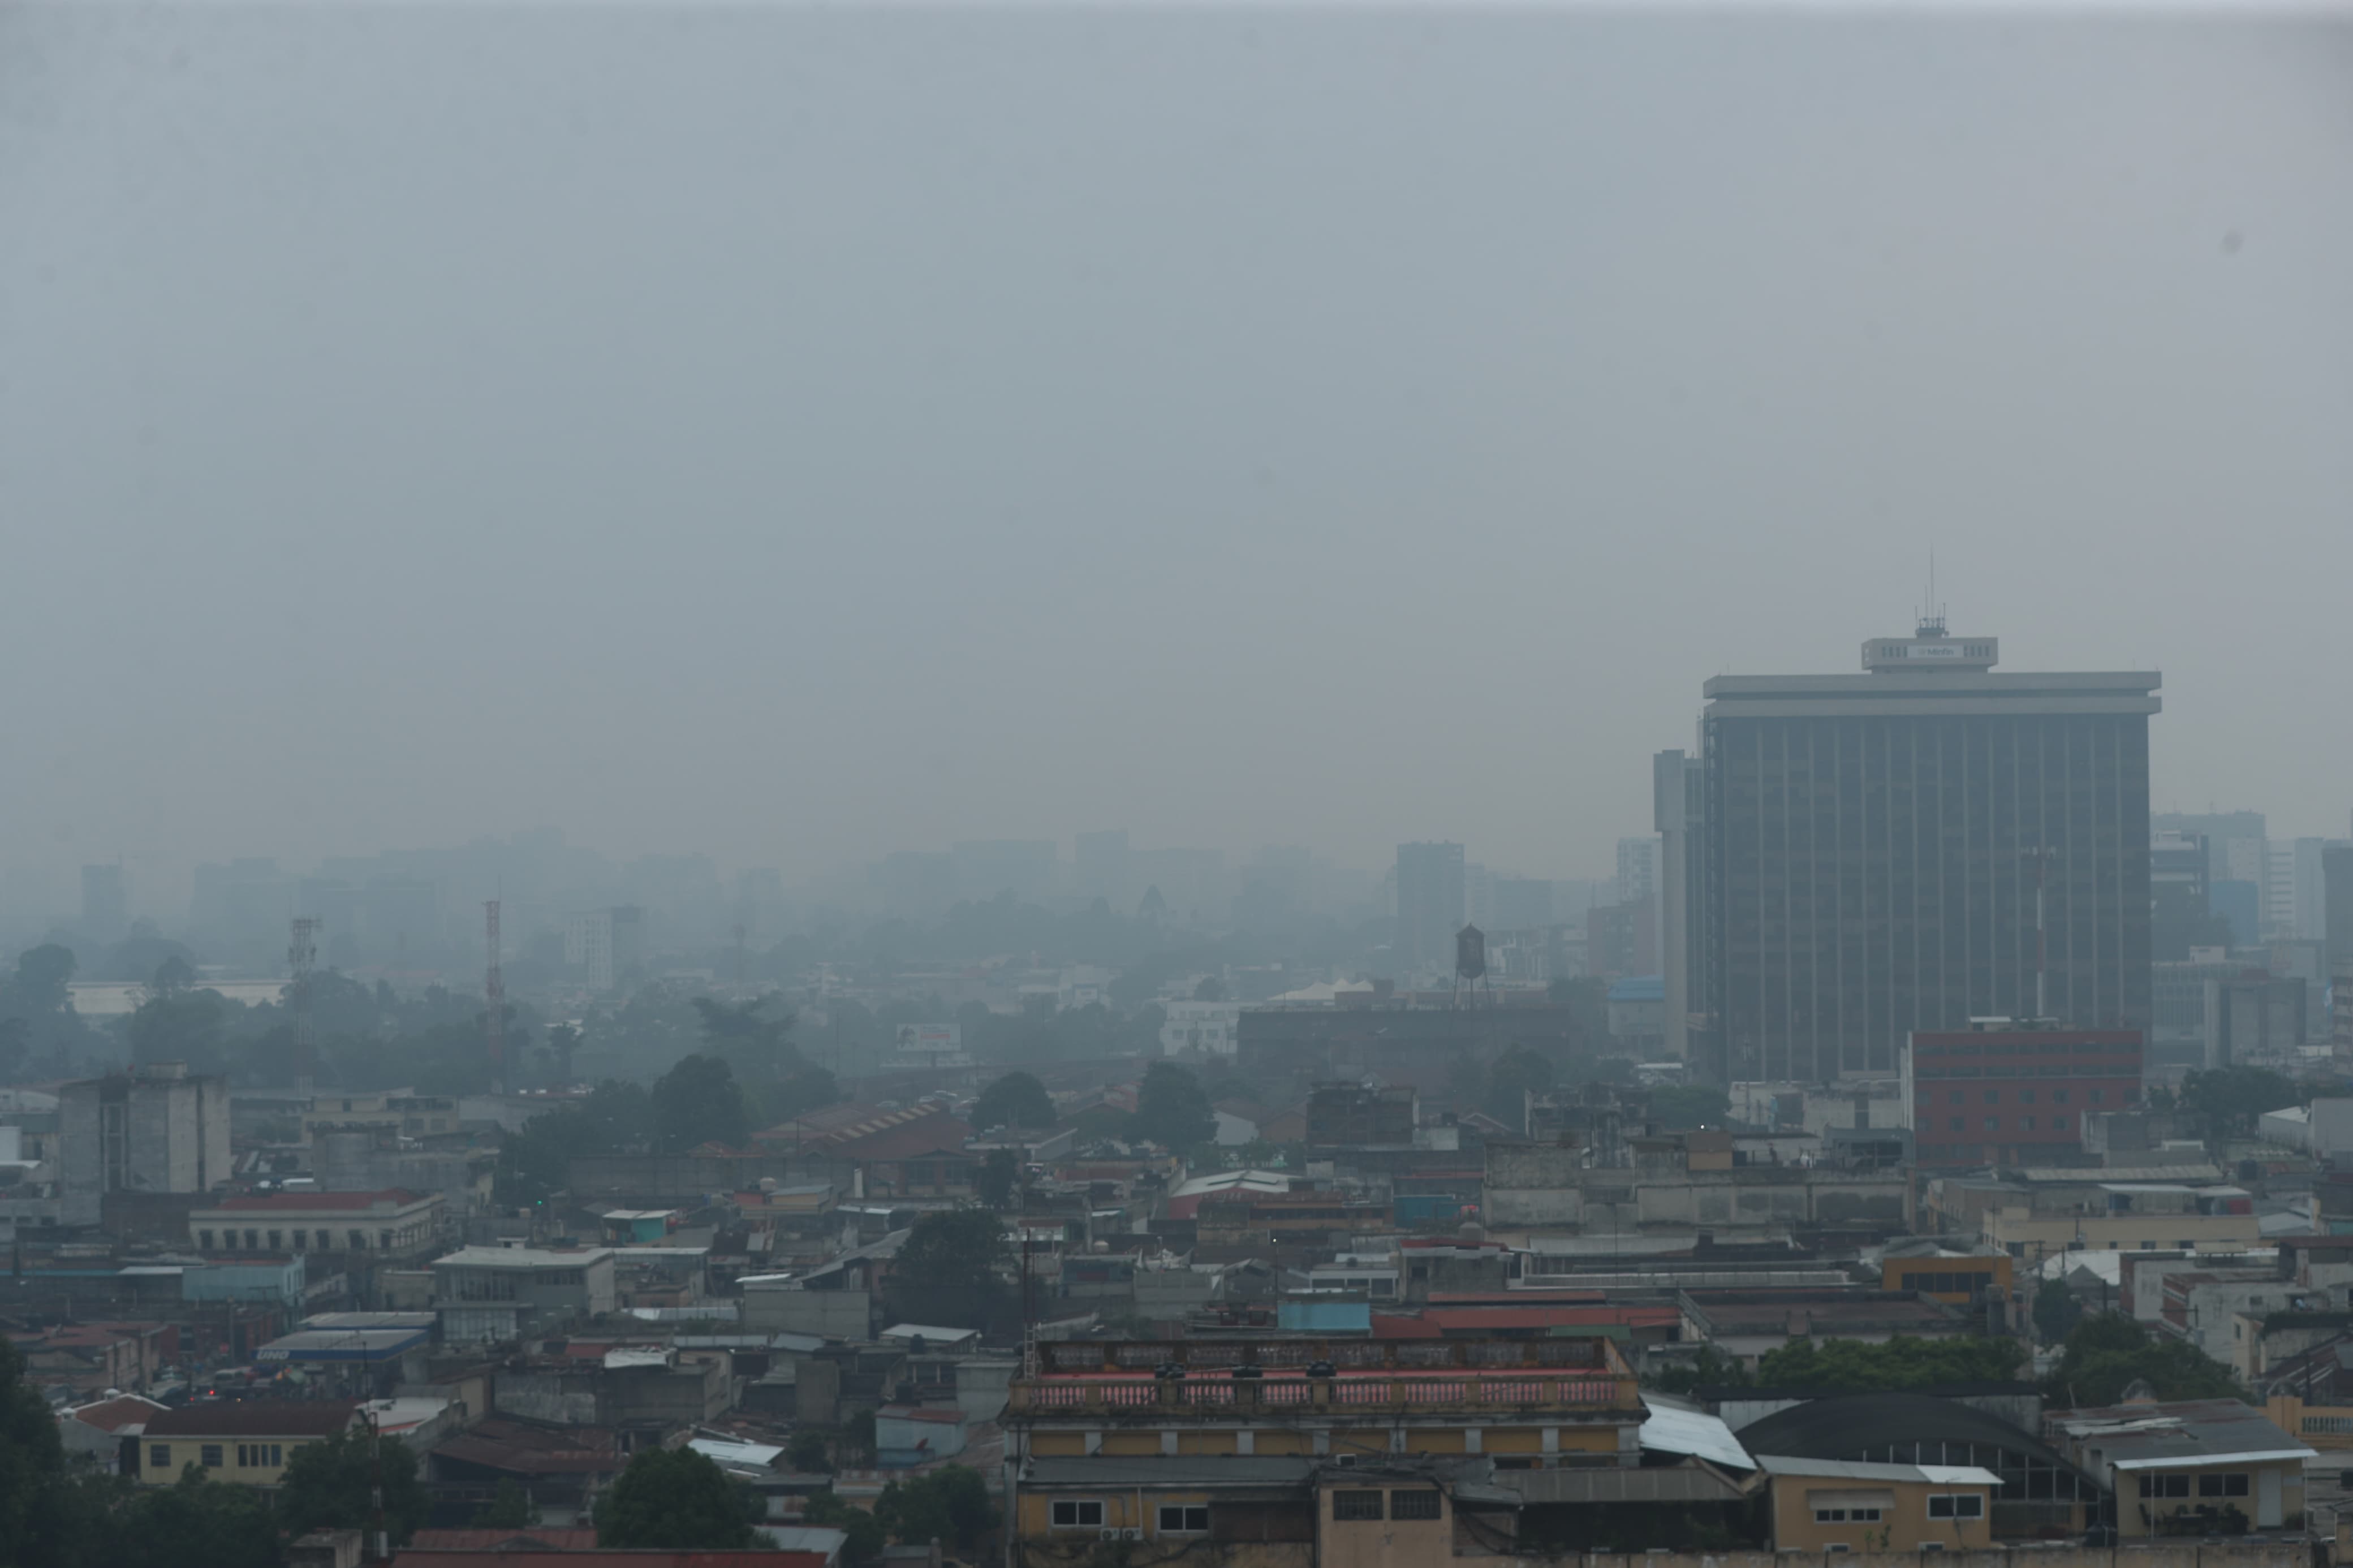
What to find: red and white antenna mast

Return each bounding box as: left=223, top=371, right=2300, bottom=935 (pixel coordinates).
left=484, top=899, right=505, bottom=1095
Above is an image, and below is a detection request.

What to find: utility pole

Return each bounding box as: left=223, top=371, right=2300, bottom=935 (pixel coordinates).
left=366, top=1401, right=387, bottom=1563
left=485, top=900, right=505, bottom=1096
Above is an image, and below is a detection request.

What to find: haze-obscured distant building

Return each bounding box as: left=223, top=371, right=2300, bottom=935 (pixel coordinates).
left=58, top=1064, right=231, bottom=1228
left=80, top=864, right=127, bottom=945
left=1394, top=843, right=1464, bottom=977
left=564, top=906, right=644, bottom=992
left=1701, top=620, right=2157, bottom=1084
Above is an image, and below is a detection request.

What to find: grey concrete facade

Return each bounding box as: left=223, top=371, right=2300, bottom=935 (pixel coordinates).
left=58, top=1066, right=231, bottom=1228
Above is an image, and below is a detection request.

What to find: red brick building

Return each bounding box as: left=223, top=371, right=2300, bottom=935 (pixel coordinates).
left=1904, top=1026, right=2143, bottom=1168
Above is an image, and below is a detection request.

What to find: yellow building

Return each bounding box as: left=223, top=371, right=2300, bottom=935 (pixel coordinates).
left=2049, top=1401, right=2315, bottom=1537
left=1880, top=1245, right=2013, bottom=1306
left=1756, top=1455, right=1999, bottom=1552
left=1005, top=1331, right=1644, bottom=1467
left=137, top=1401, right=360, bottom=1487
left=1012, top=1454, right=1316, bottom=1567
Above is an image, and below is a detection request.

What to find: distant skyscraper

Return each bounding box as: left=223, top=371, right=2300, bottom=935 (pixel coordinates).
left=1700, top=620, right=2158, bottom=1083
left=1395, top=843, right=1466, bottom=977
left=1615, top=838, right=1659, bottom=908
left=80, top=863, right=127, bottom=944
left=1655, top=750, right=1706, bottom=1063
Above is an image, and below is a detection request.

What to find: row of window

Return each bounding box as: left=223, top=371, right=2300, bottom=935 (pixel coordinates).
left=1048, top=1492, right=1442, bottom=1531
left=1927, top=1087, right=2101, bottom=1106
left=1893, top=1271, right=1996, bottom=1295
left=197, top=1228, right=403, bottom=1252
left=1937, top=1116, right=2070, bottom=1133
left=151, top=1443, right=287, bottom=1471
left=1927, top=1495, right=1985, bottom=1519
left=2140, top=1473, right=2249, bottom=1499
left=1816, top=1507, right=1883, bottom=1523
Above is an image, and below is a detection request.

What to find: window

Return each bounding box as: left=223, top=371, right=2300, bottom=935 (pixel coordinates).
left=1826, top=1545, right=1850, bottom=1554
left=350, top=1230, right=367, bottom=1249
left=378, top=1229, right=394, bottom=1250
left=2177, top=1241, right=2197, bottom=1250
left=149, top=1445, right=170, bottom=1470
left=266, top=1230, right=282, bottom=1250
left=1948, top=1117, right=1964, bottom=1132
left=1816, top=1507, right=1883, bottom=1523
left=1816, top=1509, right=1846, bottom=1523
left=1983, top=1090, right=1999, bottom=1104
left=2020, top=1116, right=2036, bottom=1131
left=1158, top=1506, right=1210, bottom=1533
left=2197, top=1474, right=2250, bottom=1498
left=1334, top=1491, right=1385, bottom=1521
left=1984, top=1118, right=1999, bottom=1131
left=2140, top=1475, right=2192, bottom=1499
left=2020, top=1090, right=2036, bottom=1104
left=1391, top=1492, right=1442, bottom=1521
left=243, top=1229, right=258, bottom=1249
left=197, top=1230, right=214, bottom=1250
left=292, top=1231, right=307, bottom=1249
left=2053, top=1116, right=2068, bottom=1131
left=2091, top=1089, right=2105, bottom=1104
left=1927, top=1494, right=1984, bottom=1519
left=1050, top=1501, right=1104, bottom=1529
left=2053, top=1090, right=2070, bottom=1104
left=200, top=1445, right=223, bottom=1470
left=1947, top=1090, right=1963, bottom=1106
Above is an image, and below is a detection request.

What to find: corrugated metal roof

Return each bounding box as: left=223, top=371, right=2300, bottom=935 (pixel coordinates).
left=1754, top=1455, right=1999, bottom=1487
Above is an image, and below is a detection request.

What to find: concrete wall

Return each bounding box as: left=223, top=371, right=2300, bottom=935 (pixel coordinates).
left=742, top=1286, right=872, bottom=1340
left=1485, top=1144, right=1585, bottom=1229
left=494, top=1370, right=602, bottom=1425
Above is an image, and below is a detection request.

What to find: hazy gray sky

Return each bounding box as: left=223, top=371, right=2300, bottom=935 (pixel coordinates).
left=5, top=2, right=2350, bottom=899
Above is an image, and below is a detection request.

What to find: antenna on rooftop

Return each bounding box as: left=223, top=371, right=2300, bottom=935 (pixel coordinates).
left=288, top=917, right=320, bottom=1096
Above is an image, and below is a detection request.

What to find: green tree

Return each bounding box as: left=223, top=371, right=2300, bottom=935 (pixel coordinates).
left=496, top=1079, right=657, bottom=1207
left=886, top=1209, right=1010, bottom=1329
left=1753, top=1334, right=2024, bottom=1391
left=691, top=994, right=801, bottom=1083
left=1647, top=1084, right=1731, bottom=1130
left=2175, top=1065, right=2297, bottom=1135
left=1130, top=1061, right=1214, bottom=1150
left=472, top=1478, right=537, bottom=1528
left=787, top=1431, right=833, bottom=1474
left=126, top=989, right=233, bottom=1073
left=109, top=1467, right=283, bottom=1568
left=593, top=1447, right=756, bottom=1548
left=650, top=1054, right=751, bottom=1152
left=1193, top=975, right=1227, bottom=1003
left=757, top=1066, right=842, bottom=1126
left=150, top=954, right=199, bottom=995
left=0, top=1336, right=70, bottom=1568
left=2033, top=1279, right=2084, bottom=1344
left=804, top=1490, right=885, bottom=1565
left=972, top=1071, right=1054, bottom=1132
left=976, top=1148, right=1020, bottom=1210
left=1485, top=1046, right=1556, bottom=1131
left=1642, top=1345, right=1753, bottom=1397
left=275, top=1423, right=427, bottom=1546
left=873, top=1464, right=996, bottom=1553
left=2044, top=1312, right=2247, bottom=1407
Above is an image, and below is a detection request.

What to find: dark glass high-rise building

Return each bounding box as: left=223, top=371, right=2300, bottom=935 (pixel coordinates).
left=1699, top=621, right=2159, bottom=1083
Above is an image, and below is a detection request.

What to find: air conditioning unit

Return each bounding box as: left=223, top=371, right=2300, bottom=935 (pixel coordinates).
left=1335, top=1454, right=1355, bottom=1467
left=1121, top=1528, right=1143, bottom=1541
left=1098, top=1528, right=1120, bottom=1541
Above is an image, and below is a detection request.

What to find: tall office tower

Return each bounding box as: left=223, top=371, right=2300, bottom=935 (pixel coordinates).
left=1615, top=837, right=1660, bottom=907
left=80, top=863, right=128, bottom=944
left=1701, top=620, right=2159, bottom=1083
left=1654, top=751, right=1706, bottom=1063
left=1395, top=842, right=1466, bottom=977
left=2150, top=831, right=2216, bottom=961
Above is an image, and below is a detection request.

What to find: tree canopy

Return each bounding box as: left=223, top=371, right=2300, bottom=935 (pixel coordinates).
left=1130, top=1061, right=1214, bottom=1150
left=275, top=1423, right=428, bottom=1547
left=1752, top=1334, right=2024, bottom=1392
left=2044, top=1312, right=2247, bottom=1407
left=873, top=1465, right=996, bottom=1553
left=593, top=1447, right=757, bottom=1549
left=972, top=1072, right=1054, bottom=1133
left=886, top=1208, right=1010, bottom=1330
left=650, top=1053, right=752, bottom=1152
